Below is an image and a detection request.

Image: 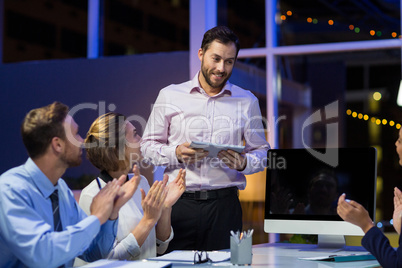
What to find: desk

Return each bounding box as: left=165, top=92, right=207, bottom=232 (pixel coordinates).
left=251, top=243, right=379, bottom=267
left=82, top=243, right=380, bottom=267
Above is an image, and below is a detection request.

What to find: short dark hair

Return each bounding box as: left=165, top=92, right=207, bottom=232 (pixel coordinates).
left=21, top=102, right=69, bottom=159
left=201, top=25, right=240, bottom=58
left=85, top=112, right=128, bottom=172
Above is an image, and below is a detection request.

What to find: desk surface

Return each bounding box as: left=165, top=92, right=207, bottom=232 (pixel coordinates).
left=82, top=243, right=380, bottom=267
left=250, top=243, right=379, bottom=267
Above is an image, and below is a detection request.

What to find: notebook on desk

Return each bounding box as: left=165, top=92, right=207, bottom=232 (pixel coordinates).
left=299, top=253, right=376, bottom=262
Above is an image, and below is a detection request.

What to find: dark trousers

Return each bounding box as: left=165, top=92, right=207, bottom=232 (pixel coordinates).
left=166, top=188, right=242, bottom=252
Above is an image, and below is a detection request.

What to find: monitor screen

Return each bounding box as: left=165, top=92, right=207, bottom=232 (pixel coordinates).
left=264, top=147, right=377, bottom=250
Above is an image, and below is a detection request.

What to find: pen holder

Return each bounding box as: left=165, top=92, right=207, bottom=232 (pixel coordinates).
left=230, top=235, right=252, bottom=265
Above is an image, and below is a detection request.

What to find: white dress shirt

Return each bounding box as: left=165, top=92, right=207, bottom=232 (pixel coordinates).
left=141, top=72, right=270, bottom=190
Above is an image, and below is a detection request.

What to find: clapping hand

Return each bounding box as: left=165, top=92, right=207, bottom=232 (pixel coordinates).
left=393, top=187, right=402, bottom=234
left=164, top=169, right=186, bottom=208
left=141, top=179, right=168, bottom=224
left=109, top=165, right=141, bottom=220
left=90, top=178, right=121, bottom=224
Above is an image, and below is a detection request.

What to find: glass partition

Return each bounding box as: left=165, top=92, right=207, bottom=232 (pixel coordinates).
left=276, top=49, right=401, bottom=228
left=278, top=0, right=401, bottom=46
left=103, top=0, right=189, bottom=56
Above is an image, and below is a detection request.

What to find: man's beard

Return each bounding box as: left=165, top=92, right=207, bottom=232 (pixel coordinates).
left=201, top=62, right=231, bottom=90
left=61, top=149, right=82, bottom=167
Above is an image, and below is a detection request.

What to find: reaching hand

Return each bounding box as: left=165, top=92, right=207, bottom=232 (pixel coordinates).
left=217, top=149, right=247, bottom=171
left=176, top=142, right=208, bottom=164
left=141, top=180, right=168, bottom=224
left=90, top=179, right=120, bottom=224
left=393, top=187, right=402, bottom=234
left=164, top=169, right=186, bottom=208
left=337, top=194, right=374, bottom=233
left=109, top=165, right=141, bottom=220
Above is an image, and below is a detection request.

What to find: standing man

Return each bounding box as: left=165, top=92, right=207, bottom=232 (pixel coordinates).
left=0, top=102, right=138, bottom=267
left=141, top=26, right=269, bottom=251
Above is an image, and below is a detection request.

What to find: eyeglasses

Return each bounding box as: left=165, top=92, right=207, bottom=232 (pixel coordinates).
left=194, top=251, right=212, bottom=264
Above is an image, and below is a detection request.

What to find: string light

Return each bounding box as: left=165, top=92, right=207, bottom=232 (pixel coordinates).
left=281, top=10, right=399, bottom=38
left=346, top=110, right=401, bottom=129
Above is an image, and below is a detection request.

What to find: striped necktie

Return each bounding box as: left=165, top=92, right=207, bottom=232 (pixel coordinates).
left=50, top=190, right=62, bottom=232
left=50, top=190, right=65, bottom=268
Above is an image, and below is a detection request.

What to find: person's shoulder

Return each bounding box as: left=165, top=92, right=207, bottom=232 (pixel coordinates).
left=0, top=164, right=37, bottom=201
left=0, top=164, right=29, bottom=188
left=230, top=84, right=259, bottom=101
left=80, top=179, right=100, bottom=196
left=160, top=79, right=192, bottom=94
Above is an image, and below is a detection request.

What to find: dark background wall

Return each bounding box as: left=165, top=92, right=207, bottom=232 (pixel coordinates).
left=0, top=51, right=189, bottom=183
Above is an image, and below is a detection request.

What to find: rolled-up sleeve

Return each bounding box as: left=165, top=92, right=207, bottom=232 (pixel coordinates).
left=241, top=98, right=270, bottom=175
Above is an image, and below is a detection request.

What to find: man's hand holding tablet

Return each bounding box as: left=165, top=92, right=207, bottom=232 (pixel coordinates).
left=188, top=141, right=247, bottom=171
left=189, top=141, right=245, bottom=158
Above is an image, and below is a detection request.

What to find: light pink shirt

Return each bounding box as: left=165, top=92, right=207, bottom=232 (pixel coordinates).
left=141, top=72, right=270, bottom=190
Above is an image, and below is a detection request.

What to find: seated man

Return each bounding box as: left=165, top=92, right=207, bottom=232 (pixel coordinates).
left=0, top=102, right=138, bottom=267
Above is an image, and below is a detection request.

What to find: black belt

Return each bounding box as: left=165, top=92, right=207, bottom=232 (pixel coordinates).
left=180, top=186, right=238, bottom=200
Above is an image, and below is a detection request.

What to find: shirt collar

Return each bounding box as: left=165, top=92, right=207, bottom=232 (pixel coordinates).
left=99, top=170, right=129, bottom=183
left=25, top=158, right=58, bottom=199
left=99, top=170, right=114, bottom=183
left=189, top=71, right=232, bottom=97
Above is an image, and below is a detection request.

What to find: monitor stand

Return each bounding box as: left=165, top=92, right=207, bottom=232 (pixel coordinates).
left=300, top=235, right=346, bottom=252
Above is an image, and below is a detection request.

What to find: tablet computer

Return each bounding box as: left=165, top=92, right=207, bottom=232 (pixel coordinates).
left=189, top=141, right=245, bottom=158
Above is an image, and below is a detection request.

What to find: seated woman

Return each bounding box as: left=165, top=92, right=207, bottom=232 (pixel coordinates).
left=79, top=112, right=186, bottom=260
left=337, top=127, right=402, bottom=267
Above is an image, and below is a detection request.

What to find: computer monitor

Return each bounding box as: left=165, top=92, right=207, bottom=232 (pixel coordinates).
left=264, top=147, right=377, bottom=251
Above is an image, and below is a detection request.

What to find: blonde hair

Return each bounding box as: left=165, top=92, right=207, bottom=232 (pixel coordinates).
left=85, top=112, right=128, bottom=172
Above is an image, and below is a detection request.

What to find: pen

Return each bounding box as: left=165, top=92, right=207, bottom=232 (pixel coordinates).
left=248, top=229, right=254, bottom=237
left=96, top=177, right=102, bottom=190
left=230, top=230, right=240, bottom=244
